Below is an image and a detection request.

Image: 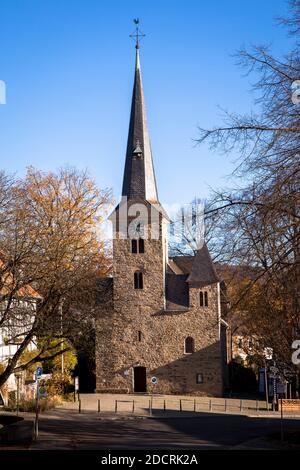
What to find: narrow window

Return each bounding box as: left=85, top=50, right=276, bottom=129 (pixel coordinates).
left=138, top=238, right=144, bottom=253
left=134, top=271, right=143, bottom=289
left=138, top=331, right=142, bottom=342
left=204, top=291, right=208, bottom=307
left=196, top=373, right=203, bottom=384
left=131, top=238, right=144, bottom=253
left=131, top=239, right=137, bottom=253
left=200, top=291, right=208, bottom=307
left=185, top=336, right=194, bottom=354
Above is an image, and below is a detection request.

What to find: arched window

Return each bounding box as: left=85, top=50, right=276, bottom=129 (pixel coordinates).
left=134, top=271, right=143, bottom=289
left=185, top=336, right=194, bottom=354
left=131, top=239, right=138, bottom=253
left=204, top=291, right=208, bottom=307
left=138, top=238, right=144, bottom=253
left=200, top=291, right=208, bottom=307
left=131, top=238, right=144, bottom=254
left=138, top=331, right=142, bottom=342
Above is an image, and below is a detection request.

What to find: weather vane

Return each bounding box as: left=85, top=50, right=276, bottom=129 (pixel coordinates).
left=130, top=18, right=145, bottom=49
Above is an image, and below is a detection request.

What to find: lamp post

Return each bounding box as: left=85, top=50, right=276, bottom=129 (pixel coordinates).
left=263, top=347, right=273, bottom=411
left=15, top=371, right=22, bottom=416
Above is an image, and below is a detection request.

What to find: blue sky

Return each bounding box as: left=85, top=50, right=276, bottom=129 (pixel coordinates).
left=0, top=0, right=293, bottom=206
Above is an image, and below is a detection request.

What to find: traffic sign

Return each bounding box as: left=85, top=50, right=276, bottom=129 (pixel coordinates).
left=36, top=366, right=43, bottom=378
left=151, top=376, right=157, bottom=385
left=75, top=376, right=79, bottom=392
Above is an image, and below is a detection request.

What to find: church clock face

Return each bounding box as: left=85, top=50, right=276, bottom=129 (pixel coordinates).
left=129, top=219, right=144, bottom=239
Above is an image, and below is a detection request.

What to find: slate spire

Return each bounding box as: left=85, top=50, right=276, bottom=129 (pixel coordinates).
left=121, top=47, right=159, bottom=202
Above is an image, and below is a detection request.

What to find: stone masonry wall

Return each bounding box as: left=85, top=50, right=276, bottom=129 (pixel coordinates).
left=96, top=209, right=223, bottom=396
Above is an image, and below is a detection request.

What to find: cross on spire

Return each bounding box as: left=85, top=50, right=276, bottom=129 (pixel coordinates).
left=130, top=18, right=145, bottom=49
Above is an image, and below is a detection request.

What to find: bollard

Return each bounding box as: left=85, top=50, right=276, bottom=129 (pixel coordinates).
left=98, top=399, right=101, bottom=413
left=78, top=399, right=81, bottom=414
left=132, top=400, right=135, bottom=413
left=256, top=400, right=258, bottom=412
left=115, top=400, right=117, bottom=413
left=225, top=399, right=227, bottom=412
left=194, top=399, right=196, bottom=412
left=163, top=399, right=166, bottom=412
left=179, top=399, right=182, bottom=412
left=209, top=399, right=212, bottom=412
left=149, top=399, right=152, bottom=416
left=240, top=399, right=243, bottom=412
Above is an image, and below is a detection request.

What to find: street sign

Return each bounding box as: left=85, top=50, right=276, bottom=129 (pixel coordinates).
left=38, top=386, right=47, bottom=399
left=36, top=366, right=43, bottom=378
left=263, top=348, right=273, bottom=360
left=75, top=376, right=79, bottom=392
left=151, top=376, right=157, bottom=385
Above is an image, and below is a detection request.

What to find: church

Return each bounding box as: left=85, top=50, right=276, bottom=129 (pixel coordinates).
left=95, top=40, right=229, bottom=396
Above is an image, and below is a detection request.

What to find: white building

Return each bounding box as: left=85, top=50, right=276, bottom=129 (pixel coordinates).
left=0, top=284, right=41, bottom=398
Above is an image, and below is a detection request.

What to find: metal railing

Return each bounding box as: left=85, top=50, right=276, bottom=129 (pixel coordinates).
left=73, top=396, right=272, bottom=415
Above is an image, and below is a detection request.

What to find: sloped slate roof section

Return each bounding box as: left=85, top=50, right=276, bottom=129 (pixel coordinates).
left=165, top=273, right=189, bottom=310
left=170, top=256, right=194, bottom=274
left=167, top=259, right=184, bottom=275
left=187, top=244, right=219, bottom=287
left=122, top=49, right=158, bottom=203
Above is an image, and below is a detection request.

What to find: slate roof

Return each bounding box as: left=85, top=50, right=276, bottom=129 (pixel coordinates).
left=122, top=48, right=158, bottom=203
left=165, top=244, right=220, bottom=310
left=187, top=244, right=219, bottom=287
left=170, top=245, right=219, bottom=288
left=165, top=273, right=189, bottom=311
left=170, top=256, right=194, bottom=275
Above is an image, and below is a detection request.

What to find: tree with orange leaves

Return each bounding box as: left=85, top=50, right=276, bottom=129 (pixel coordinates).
left=0, top=167, right=111, bottom=388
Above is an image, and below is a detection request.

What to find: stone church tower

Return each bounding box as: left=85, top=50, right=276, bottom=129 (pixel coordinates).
left=96, top=43, right=228, bottom=396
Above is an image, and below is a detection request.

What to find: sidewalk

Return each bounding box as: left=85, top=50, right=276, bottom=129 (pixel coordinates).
left=58, top=393, right=300, bottom=419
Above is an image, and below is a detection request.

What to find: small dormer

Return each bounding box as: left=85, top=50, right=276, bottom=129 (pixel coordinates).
left=132, top=141, right=143, bottom=159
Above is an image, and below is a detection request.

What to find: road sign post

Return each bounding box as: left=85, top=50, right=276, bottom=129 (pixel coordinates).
left=74, top=376, right=79, bottom=402
left=34, top=366, right=43, bottom=440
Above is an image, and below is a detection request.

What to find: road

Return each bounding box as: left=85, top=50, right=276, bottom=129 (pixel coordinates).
left=26, top=409, right=300, bottom=450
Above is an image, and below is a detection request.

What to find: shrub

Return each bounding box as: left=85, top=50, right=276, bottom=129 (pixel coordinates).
left=4, top=396, right=61, bottom=413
